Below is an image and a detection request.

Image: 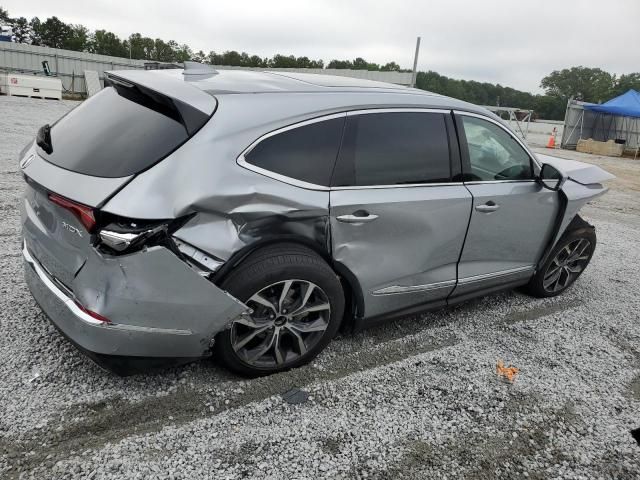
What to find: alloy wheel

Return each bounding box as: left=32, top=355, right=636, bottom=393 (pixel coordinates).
left=543, top=238, right=592, bottom=293
left=230, top=280, right=331, bottom=369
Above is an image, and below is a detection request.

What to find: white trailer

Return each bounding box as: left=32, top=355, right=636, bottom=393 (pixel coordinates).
left=0, top=73, right=62, bottom=100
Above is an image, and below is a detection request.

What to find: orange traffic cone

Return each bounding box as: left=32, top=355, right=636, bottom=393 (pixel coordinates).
left=546, top=127, right=557, bottom=149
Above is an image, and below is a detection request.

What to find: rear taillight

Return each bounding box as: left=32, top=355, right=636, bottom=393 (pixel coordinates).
left=48, top=193, right=96, bottom=233
left=96, top=214, right=195, bottom=255
left=98, top=224, right=167, bottom=252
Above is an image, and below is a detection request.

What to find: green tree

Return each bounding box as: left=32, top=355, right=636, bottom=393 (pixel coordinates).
left=152, top=38, right=172, bottom=62
left=174, top=43, right=193, bottom=62
left=611, top=73, right=640, bottom=97
left=327, top=59, right=352, bottom=69
left=28, top=17, right=42, bottom=45
left=540, top=66, right=614, bottom=103
left=0, top=7, right=10, bottom=24
left=63, top=24, right=88, bottom=51
left=381, top=61, right=400, bottom=72
left=270, top=54, right=299, bottom=68
left=38, top=16, right=71, bottom=48
left=11, top=16, right=30, bottom=43
left=89, top=30, right=127, bottom=57
left=533, top=95, right=566, bottom=120
left=191, top=49, right=206, bottom=63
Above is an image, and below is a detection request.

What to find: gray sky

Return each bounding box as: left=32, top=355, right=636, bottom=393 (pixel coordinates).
left=3, top=0, right=639, bottom=92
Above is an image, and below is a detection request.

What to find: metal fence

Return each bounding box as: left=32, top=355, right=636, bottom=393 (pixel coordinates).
left=0, top=42, right=146, bottom=94
left=0, top=42, right=413, bottom=96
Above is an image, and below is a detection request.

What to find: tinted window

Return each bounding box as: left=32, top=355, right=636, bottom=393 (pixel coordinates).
left=333, top=112, right=450, bottom=186
left=461, top=116, right=533, bottom=181
left=39, top=86, right=208, bottom=178
left=245, top=118, right=345, bottom=187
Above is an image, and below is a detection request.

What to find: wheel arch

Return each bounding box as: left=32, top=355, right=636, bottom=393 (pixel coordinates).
left=211, top=237, right=365, bottom=323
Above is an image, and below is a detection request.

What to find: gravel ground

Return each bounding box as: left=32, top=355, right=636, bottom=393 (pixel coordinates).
left=1, top=95, right=639, bottom=479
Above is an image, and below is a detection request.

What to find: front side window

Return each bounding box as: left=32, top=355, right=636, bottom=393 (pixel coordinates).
left=460, top=116, right=533, bottom=181
left=244, top=117, right=345, bottom=187
left=332, top=112, right=451, bottom=187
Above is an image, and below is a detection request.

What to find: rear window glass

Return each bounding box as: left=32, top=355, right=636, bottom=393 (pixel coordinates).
left=39, top=86, right=205, bottom=178
left=244, top=117, right=345, bottom=187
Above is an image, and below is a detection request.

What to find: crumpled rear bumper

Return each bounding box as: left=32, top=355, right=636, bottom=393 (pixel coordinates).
left=23, top=241, right=248, bottom=373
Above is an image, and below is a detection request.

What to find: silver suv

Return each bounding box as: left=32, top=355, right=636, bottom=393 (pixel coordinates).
left=20, top=65, right=613, bottom=376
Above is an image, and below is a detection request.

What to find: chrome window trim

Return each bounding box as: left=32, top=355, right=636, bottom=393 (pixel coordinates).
left=463, top=179, right=537, bottom=186
left=332, top=182, right=464, bottom=191
left=453, top=110, right=542, bottom=174
left=237, top=108, right=456, bottom=191
left=457, top=265, right=535, bottom=285
left=372, top=279, right=456, bottom=296
left=346, top=107, right=451, bottom=116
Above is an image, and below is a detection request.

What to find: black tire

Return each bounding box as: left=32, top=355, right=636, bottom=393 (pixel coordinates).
left=214, top=243, right=345, bottom=377
left=525, top=222, right=596, bottom=298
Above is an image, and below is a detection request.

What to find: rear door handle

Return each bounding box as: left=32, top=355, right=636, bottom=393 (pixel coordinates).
left=475, top=201, right=499, bottom=213
left=336, top=211, right=379, bottom=224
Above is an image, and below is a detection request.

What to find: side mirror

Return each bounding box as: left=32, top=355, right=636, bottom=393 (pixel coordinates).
left=538, top=163, right=567, bottom=191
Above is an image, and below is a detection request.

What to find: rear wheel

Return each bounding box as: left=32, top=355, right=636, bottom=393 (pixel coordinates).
left=525, top=225, right=596, bottom=298
left=215, top=244, right=345, bottom=376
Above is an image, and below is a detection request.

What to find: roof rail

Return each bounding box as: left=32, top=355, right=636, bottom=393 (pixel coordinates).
left=182, top=61, right=218, bottom=76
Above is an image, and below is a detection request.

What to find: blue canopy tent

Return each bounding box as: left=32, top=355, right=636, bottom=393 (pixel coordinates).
left=572, top=90, right=640, bottom=157
left=585, top=89, right=640, bottom=118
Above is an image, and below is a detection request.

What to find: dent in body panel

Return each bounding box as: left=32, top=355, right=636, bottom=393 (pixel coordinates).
left=451, top=181, right=559, bottom=298
left=535, top=155, right=613, bottom=262
left=72, top=246, right=248, bottom=356
left=101, top=94, right=339, bottom=261
left=547, top=180, right=608, bottom=254
left=172, top=189, right=331, bottom=262
left=458, top=182, right=560, bottom=275
left=330, top=186, right=472, bottom=319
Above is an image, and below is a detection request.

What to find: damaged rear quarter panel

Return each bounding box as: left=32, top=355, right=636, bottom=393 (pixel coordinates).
left=101, top=94, right=335, bottom=261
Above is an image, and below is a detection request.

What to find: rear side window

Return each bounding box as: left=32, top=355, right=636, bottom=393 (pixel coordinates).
left=244, top=117, right=345, bottom=187
left=332, top=112, right=451, bottom=187
left=38, top=85, right=211, bottom=178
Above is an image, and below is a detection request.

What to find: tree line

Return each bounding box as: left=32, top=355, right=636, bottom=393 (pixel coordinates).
left=2, top=7, right=640, bottom=119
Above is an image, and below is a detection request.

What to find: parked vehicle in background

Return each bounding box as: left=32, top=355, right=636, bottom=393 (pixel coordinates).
left=0, top=25, right=13, bottom=42
left=19, top=64, right=614, bottom=376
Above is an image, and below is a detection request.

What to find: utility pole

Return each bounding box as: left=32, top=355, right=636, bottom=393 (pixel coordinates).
left=410, top=36, right=421, bottom=88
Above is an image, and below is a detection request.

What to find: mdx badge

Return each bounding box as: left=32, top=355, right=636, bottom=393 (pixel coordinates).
left=62, top=221, right=83, bottom=238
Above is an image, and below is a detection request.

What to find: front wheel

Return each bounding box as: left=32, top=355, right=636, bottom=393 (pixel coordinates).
left=215, top=244, right=345, bottom=377
left=525, top=226, right=596, bottom=298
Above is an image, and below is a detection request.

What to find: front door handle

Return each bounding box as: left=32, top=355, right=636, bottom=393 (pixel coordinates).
left=336, top=211, right=379, bottom=224
left=475, top=201, right=499, bottom=213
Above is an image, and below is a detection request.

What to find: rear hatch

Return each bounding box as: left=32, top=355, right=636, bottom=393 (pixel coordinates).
left=20, top=70, right=216, bottom=288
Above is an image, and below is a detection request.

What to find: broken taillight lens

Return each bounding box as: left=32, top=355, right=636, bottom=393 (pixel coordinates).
left=48, top=193, right=96, bottom=233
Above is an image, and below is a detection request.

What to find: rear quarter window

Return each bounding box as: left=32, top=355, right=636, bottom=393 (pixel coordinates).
left=243, top=117, right=345, bottom=187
